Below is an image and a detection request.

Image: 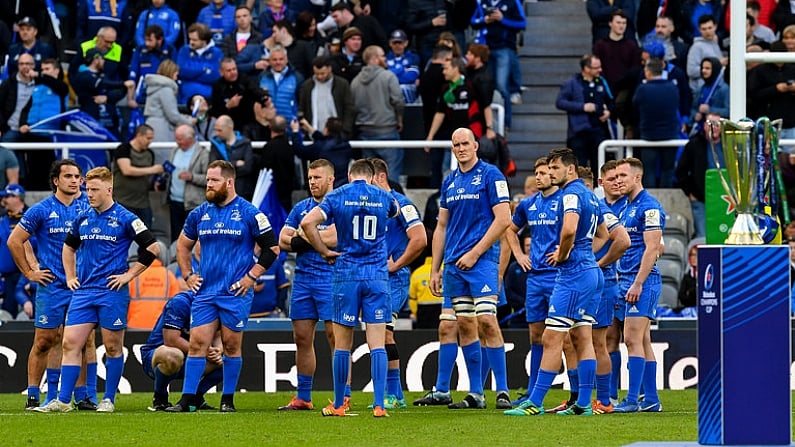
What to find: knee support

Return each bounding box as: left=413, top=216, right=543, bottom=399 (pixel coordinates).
left=474, top=297, right=498, bottom=316
left=452, top=296, right=476, bottom=318
left=385, top=343, right=399, bottom=361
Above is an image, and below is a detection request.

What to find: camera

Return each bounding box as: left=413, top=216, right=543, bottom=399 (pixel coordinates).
left=485, top=6, right=497, bottom=14
left=257, top=89, right=270, bottom=106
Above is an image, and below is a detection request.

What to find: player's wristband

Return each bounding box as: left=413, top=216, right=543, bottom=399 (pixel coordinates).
left=184, top=272, right=195, bottom=281
left=246, top=271, right=257, bottom=281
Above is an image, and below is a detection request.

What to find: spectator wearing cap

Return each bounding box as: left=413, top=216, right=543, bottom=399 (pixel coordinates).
left=330, top=1, right=388, bottom=50
left=330, top=27, right=364, bottom=83
left=406, top=0, right=453, bottom=66
left=69, top=26, right=125, bottom=83
left=71, top=48, right=136, bottom=138
left=616, top=40, right=690, bottom=139
left=176, top=23, right=224, bottom=105
left=197, top=0, right=237, bottom=47
left=0, top=184, right=30, bottom=318
left=299, top=55, right=356, bottom=138
left=386, top=29, right=421, bottom=104
left=5, top=17, right=56, bottom=78
left=134, top=0, right=181, bottom=48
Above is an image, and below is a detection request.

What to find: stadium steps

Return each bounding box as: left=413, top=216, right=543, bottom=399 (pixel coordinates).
left=507, top=0, right=591, bottom=192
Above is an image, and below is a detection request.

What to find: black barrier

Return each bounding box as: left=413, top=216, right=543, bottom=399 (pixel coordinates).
left=0, top=326, right=702, bottom=394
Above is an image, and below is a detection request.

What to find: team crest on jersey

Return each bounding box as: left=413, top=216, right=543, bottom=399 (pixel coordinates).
left=48, top=211, right=59, bottom=219
left=38, top=315, right=48, bottom=325
left=375, top=309, right=384, bottom=320
left=107, top=216, right=119, bottom=228
left=201, top=213, right=211, bottom=221
left=230, top=209, right=242, bottom=222
left=471, top=175, right=482, bottom=186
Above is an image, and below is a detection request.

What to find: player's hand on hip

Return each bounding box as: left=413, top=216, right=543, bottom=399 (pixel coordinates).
left=107, top=272, right=132, bottom=291
left=186, top=274, right=203, bottom=293
left=517, top=256, right=532, bottom=272
left=26, top=268, right=55, bottom=286
left=545, top=247, right=560, bottom=266
left=230, top=275, right=255, bottom=296
left=455, top=251, right=478, bottom=270
left=321, top=249, right=340, bottom=264
left=66, top=277, right=80, bottom=291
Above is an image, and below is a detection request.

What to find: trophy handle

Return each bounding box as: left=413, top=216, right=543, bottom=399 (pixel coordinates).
left=706, top=119, right=738, bottom=210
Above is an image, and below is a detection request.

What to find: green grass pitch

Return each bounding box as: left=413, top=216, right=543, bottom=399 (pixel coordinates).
left=1, top=390, right=699, bottom=446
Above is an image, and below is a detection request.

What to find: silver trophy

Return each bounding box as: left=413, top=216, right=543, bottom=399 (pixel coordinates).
left=706, top=118, right=776, bottom=245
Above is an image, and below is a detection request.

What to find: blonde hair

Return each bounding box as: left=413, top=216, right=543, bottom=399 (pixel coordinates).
left=157, top=59, right=179, bottom=79
left=85, top=166, right=113, bottom=183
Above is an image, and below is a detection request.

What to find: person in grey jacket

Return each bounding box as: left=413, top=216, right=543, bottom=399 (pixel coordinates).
left=685, top=15, right=725, bottom=91
left=351, top=45, right=405, bottom=182
left=144, top=60, right=194, bottom=143
left=165, top=124, right=209, bottom=242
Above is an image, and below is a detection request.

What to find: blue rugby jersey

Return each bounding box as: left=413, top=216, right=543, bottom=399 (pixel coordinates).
left=19, top=194, right=90, bottom=288
left=595, top=198, right=622, bottom=279
left=440, top=160, right=510, bottom=265
left=70, top=202, right=148, bottom=289
left=386, top=190, right=422, bottom=268
left=284, top=196, right=334, bottom=276
left=511, top=189, right=562, bottom=273
left=558, top=178, right=603, bottom=272
left=617, top=190, right=666, bottom=275
left=317, top=179, right=398, bottom=278
left=140, top=291, right=192, bottom=356
left=183, top=196, right=273, bottom=296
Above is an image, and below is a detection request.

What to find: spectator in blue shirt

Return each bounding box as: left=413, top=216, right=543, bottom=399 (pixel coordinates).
left=176, top=23, right=224, bottom=105
left=197, top=0, right=237, bottom=47
left=134, top=0, right=181, bottom=48
left=128, top=25, right=176, bottom=104
left=386, top=29, right=420, bottom=104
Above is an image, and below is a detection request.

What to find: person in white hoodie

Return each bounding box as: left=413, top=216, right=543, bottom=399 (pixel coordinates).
left=144, top=60, right=194, bottom=144
left=685, top=14, right=726, bottom=91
